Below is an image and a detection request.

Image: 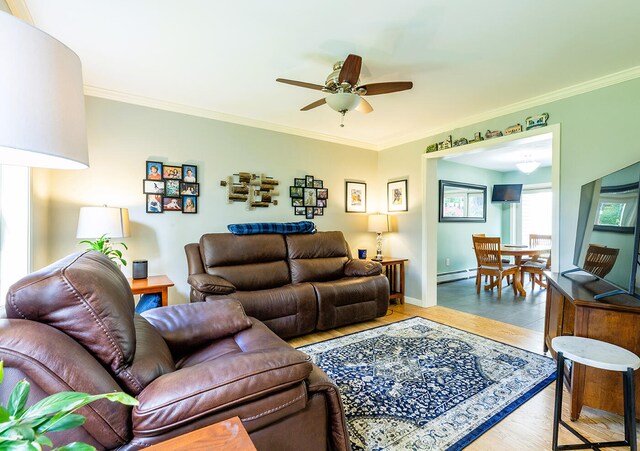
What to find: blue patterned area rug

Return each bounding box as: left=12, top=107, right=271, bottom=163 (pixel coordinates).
left=298, top=317, right=556, bottom=450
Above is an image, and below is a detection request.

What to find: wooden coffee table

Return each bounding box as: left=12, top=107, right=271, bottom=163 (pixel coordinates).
left=147, top=416, right=255, bottom=450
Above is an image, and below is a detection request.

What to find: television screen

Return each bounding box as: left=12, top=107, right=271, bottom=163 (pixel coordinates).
left=572, top=161, right=640, bottom=299
left=491, top=184, right=523, bottom=203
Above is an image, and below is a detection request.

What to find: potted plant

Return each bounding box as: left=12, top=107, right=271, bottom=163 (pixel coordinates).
left=79, top=234, right=128, bottom=267
left=0, top=361, right=138, bottom=450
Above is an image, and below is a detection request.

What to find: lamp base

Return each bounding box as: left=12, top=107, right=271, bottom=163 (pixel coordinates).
left=374, top=233, right=384, bottom=261
left=372, top=257, right=383, bottom=262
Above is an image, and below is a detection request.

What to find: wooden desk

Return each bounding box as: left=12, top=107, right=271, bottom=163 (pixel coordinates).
left=127, top=275, right=174, bottom=307
left=147, top=416, right=255, bottom=450
left=544, top=272, right=640, bottom=420
left=374, top=257, right=408, bottom=304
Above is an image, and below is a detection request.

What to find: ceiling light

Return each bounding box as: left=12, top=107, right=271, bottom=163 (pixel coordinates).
left=0, top=12, right=88, bottom=169
left=325, top=93, right=361, bottom=127
left=516, top=161, right=541, bottom=174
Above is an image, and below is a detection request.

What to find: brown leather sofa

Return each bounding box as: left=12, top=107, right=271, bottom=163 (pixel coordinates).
left=185, top=231, right=389, bottom=338
left=1, top=251, right=350, bottom=450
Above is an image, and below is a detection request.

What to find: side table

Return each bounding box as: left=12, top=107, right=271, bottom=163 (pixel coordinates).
left=373, top=257, right=408, bottom=304
left=127, top=275, right=174, bottom=307
left=147, top=416, right=256, bottom=450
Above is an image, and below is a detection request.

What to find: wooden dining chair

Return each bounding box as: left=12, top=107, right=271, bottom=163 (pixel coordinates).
left=472, top=236, right=520, bottom=299
left=583, top=244, right=619, bottom=278
left=521, top=254, right=551, bottom=291
left=521, top=234, right=552, bottom=265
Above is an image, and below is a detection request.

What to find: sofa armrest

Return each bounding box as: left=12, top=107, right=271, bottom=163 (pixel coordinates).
left=142, top=300, right=252, bottom=356
left=187, top=273, right=236, bottom=294
left=133, top=349, right=312, bottom=434
left=344, top=259, right=382, bottom=276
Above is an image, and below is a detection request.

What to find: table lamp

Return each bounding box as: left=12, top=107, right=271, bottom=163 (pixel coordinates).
left=368, top=214, right=389, bottom=261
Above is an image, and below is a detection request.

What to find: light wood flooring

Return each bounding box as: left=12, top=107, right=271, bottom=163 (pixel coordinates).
left=289, top=304, right=637, bottom=450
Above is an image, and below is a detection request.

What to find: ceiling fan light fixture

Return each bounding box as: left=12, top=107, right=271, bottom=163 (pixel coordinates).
left=325, top=92, right=361, bottom=113
left=516, top=161, right=541, bottom=174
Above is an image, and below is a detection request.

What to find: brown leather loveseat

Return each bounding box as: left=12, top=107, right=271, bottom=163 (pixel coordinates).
left=1, top=251, right=350, bottom=450
left=185, top=231, right=390, bottom=338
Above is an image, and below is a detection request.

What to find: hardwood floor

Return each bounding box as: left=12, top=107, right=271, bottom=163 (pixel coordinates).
left=289, top=304, right=637, bottom=450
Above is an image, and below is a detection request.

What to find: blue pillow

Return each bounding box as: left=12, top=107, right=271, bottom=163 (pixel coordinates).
left=228, top=221, right=316, bottom=235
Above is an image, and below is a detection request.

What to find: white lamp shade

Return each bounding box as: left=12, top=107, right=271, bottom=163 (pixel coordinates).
left=0, top=12, right=89, bottom=169
left=326, top=93, right=361, bottom=112
left=516, top=161, right=541, bottom=174
left=368, top=214, right=390, bottom=233
left=77, top=207, right=130, bottom=239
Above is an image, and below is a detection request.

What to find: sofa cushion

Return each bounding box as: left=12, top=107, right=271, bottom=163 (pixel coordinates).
left=200, top=234, right=290, bottom=290
left=286, top=232, right=349, bottom=283
left=206, top=284, right=317, bottom=338
left=5, top=251, right=138, bottom=384
left=313, top=275, right=390, bottom=330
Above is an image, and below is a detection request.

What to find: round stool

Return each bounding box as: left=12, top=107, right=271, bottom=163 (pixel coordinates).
left=551, top=336, right=640, bottom=451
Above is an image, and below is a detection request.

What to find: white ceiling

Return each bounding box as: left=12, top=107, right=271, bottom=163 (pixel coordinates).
left=13, top=0, right=640, bottom=150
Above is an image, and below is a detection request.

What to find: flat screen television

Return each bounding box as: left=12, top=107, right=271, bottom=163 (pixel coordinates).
left=491, top=184, right=523, bottom=203
left=565, top=161, right=640, bottom=300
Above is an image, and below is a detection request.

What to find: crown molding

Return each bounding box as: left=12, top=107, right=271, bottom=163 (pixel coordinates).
left=6, top=0, right=33, bottom=23
left=380, top=65, right=640, bottom=150
left=83, top=85, right=381, bottom=151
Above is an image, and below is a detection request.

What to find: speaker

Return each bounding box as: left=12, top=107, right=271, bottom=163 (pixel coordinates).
left=132, top=260, right=148, bottom=280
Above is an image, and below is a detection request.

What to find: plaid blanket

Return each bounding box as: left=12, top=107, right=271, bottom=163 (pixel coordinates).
left=227, top=221, right=316, bottom=235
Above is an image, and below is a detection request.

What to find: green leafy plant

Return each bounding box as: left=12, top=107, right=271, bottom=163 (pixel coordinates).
left=0, top=361, right=138, bottom=451
left=79, top=234, right=128, bottom=267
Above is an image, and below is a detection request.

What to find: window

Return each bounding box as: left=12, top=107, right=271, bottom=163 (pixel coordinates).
left=520, top=188, right=552, bottom=245
left=0, top=165, right=30, bottom=304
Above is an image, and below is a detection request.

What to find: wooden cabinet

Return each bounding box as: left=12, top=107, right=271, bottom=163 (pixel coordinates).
left=544, top=272, right=640, bottom=420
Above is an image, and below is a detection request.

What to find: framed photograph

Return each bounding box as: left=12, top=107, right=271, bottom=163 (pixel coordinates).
left=294, top=206, right=306, bottom=215
left=313, top=207, right=324, bottom=216
left=294, top=178, right=306, bottom=187
left=143, top=179, right=165, bottom=194
left=163, top=197, right=182, bottom=211
left=292, top=198, right=303, bottom=207
left=388, top=179, right=408, bottom=212
left=317, top=188, right=328, bottom=200
left=313, top=180, right=323, bottom=188
left=439, top=180, right=486, bottom=222
left=146, top=161, right=163, bottom=180
left=163, top=165, right=182, bottom=180
left=317, top=198, right=327, bottom=208
left=165, top=179, right=180, bottom=197
left=290, top=186, right=303, bottom=198
left=182, top=195, right=197, bottom=214
left=146, top=194, right=163, bottom=213
left=345, top=181, right=366, bottom=213
left=182, top=165, right=197, bottom=182
left=305, top=175, right=314, bottom=187
left=304, top=188, right=317, bottom=206
left=180, top=182, right=199, bottom=196
left=305, top=207, right=314, bottom=219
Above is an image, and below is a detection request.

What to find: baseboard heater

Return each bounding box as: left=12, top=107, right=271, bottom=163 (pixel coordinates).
left=437, top=268, right=477, bottom=284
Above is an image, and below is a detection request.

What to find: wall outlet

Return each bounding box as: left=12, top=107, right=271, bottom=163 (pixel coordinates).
left=445, top=258, right=450, bottom=266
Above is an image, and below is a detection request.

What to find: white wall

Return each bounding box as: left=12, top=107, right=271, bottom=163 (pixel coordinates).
left=39, top=97, right=381, bottom=304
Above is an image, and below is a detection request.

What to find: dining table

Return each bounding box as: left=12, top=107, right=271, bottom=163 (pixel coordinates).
left=484, top=244, right=552, bottom=296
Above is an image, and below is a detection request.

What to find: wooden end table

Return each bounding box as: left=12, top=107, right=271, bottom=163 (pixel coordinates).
left=373, top=257, right=408, bottom=304
left=147, top=416, right=255, bottom=450
left=127, top=275, right=174, bottom=307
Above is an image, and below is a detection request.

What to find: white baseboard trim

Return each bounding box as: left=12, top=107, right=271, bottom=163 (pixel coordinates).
left=403, top=296, right=422, bottom=306
left=437, top=269, right=477, bottom=284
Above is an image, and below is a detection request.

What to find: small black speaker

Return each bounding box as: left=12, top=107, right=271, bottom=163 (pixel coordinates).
left=132, top=260, right=148, bottom=280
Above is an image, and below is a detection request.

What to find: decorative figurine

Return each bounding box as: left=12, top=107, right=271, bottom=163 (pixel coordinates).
left=426, top=143, right=438, bottom=153
left=467, top=131, right=484, bottom=144
left=442, top=135, right=453, bottom=149
left=485, top=129, right=503, bottom=139
left=504, top=123, right=523, bottom=135
left=525, top=113, right=549, bottom=130
left=453, top=137, right=468, bottom=147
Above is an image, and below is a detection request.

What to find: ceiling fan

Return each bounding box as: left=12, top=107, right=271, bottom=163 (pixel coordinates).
left=276, top=54, right=413, bottom=126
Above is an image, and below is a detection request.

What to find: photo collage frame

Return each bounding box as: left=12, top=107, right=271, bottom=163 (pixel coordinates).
left=144, top=161, right=198, bottom=213
left=289, top=175, right=328, bottom=219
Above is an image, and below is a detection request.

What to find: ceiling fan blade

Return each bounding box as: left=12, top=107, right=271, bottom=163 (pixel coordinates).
left=276, top=78, right=325, bottom=91
left=338, top=54, right=362, bottom=86
left=300, top=98, right=327, bottom=111
left=360, top=81, right=413, bottom=96
left=355, top=98, right=373, bottom=114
